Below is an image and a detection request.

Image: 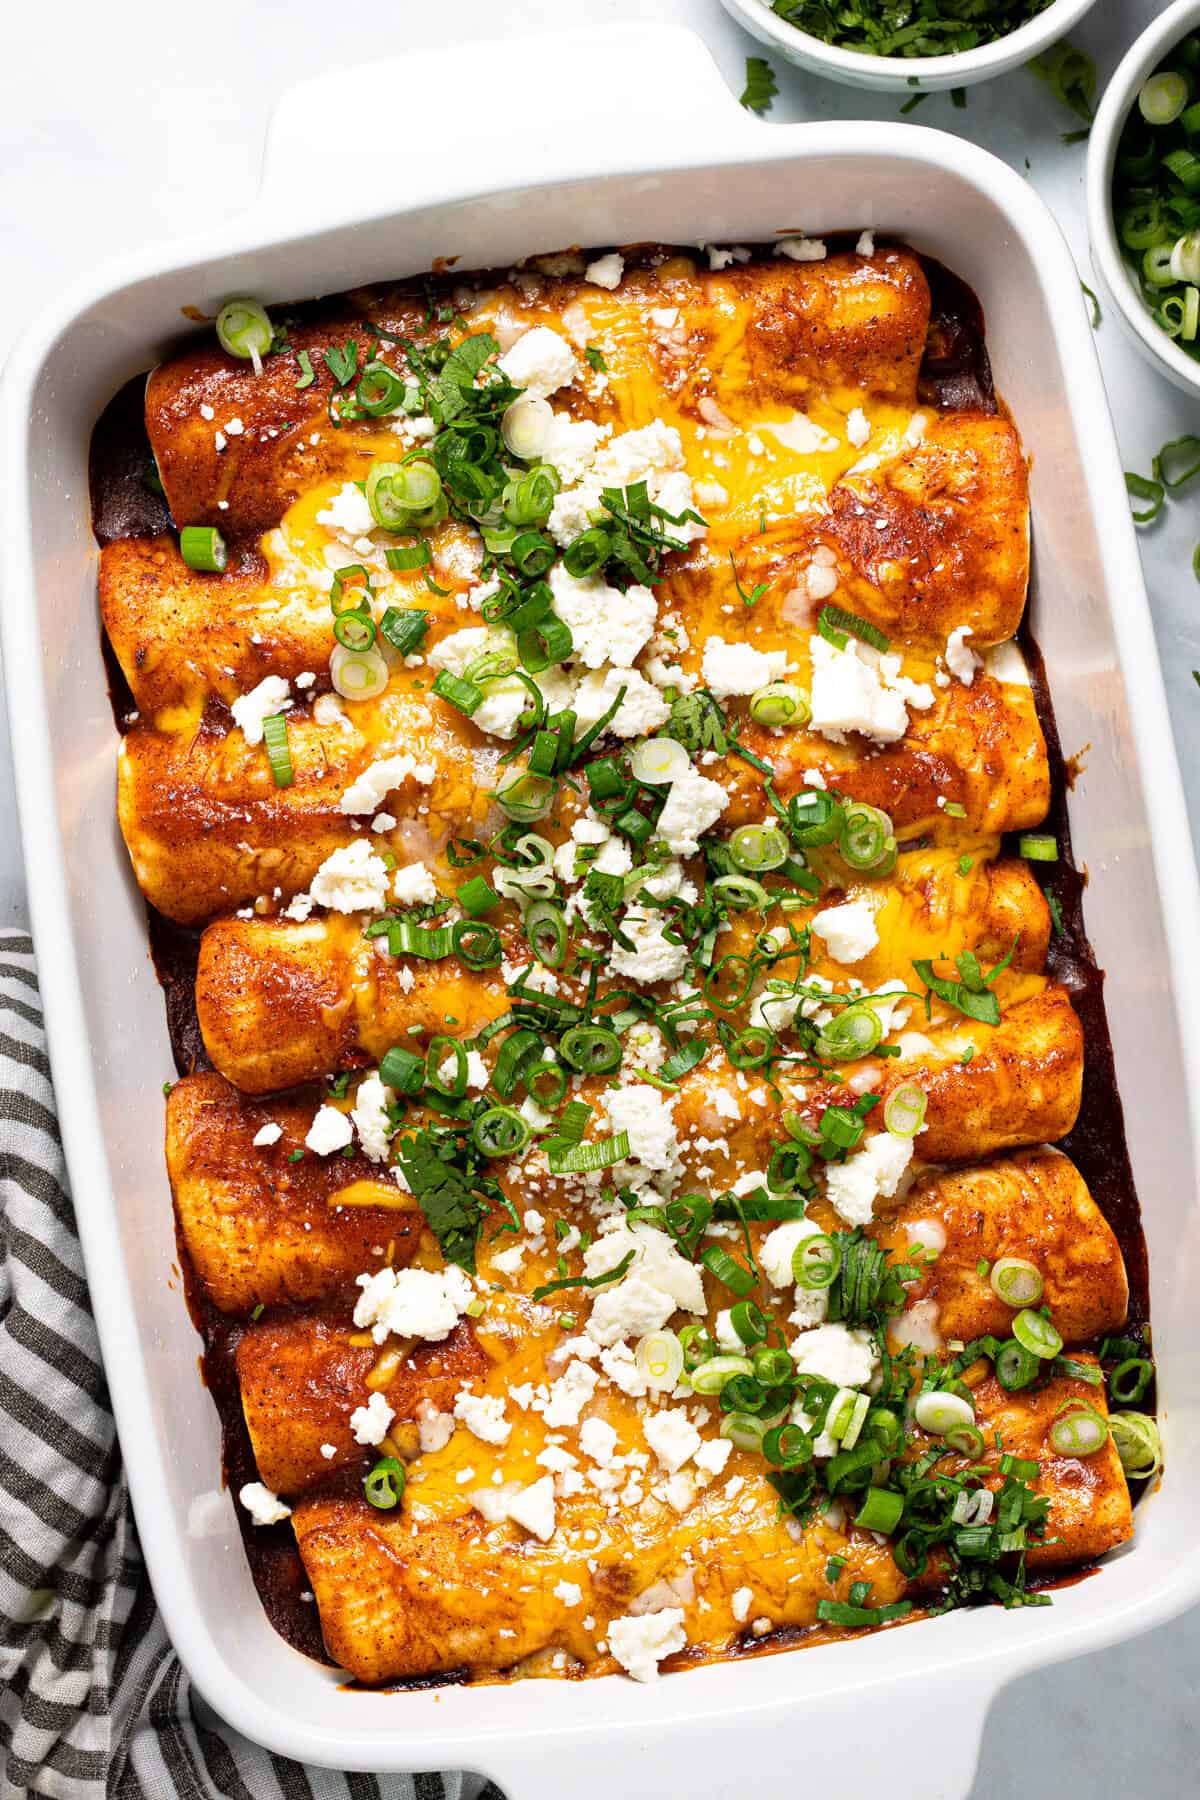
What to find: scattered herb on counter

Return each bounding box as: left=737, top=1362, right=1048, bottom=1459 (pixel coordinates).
left=741, top=55, right=778, bottom=114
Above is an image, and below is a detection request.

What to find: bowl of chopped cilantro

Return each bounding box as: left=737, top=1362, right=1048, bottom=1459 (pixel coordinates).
left=719, top=0, right=1101, bottom=93
left=1088, top=0, right=1200, bottom=396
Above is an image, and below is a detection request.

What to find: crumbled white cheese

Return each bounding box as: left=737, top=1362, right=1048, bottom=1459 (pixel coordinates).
left=731, top=1586, right=754, bottom=1623
left=316, top=483, right=376, bottom=540
left=231, top=676, right=291, bottom=746
left=824, top=1130, right=914, bottom=1228
left=584, top=252, right=624, bottom=290
left=350, top=1390, right=395, bottom=1446
left=239, top=1482, right=292, bottom=1526
left=416, top=1399, right=455, bottom=1453
left=705, top=243, right=752, bottom=271
left=554, top=1580, right=583, bottom=1606
left=540, top=1359, right=601, bottom=1427
left=593, top=419, right=684, bottom=490
left=761, top=413, right=840, bottom=455
left=603, top=1085, right=679, bottom=1172
left=811, top=899, right=879, bottom=965
left=580, top=1417, right=618, bottom=1466
left=809, top=634, right=910, bottom=746
left=392, top=861, right=439, bottom=906
left=340, top=753, right=434, bottom=815
left=776, top=236, right=827, bottom=262
left=350, top=1072, right=394, bottom=1163
left=655, top=765, right=729, bottom=855
left=584, top=1223, right=704, bottom=1347
left=791, top=1322, right=879, bottom=1388
left=694, top=1437, right=733, bottom=1477
left=353, top=1264, right=474, bottom=1344
left=856, top=229, right=876, bottom=257
left=544, top=412, right=609, bottom=484
left=571, top=667, right=671, bottom=740
left=498, top=326, right=579, bottom=399
left=453, top=1390, right=512, bottom=1446
left=506, top=1475, right=557, bottom=1541
left=305, top=1104, right=353, bottom=1156
left=548, top=564, right=657, bottom=669
left=700, top=638, right=787, bottom=699
left=610, top=907, right=689, bottom=984
left=643, top=1410, right=702, bottom=1473
left=846, top=407, right=871, bottom=449
left=759, top=1218, right=825, bottom=1288
left=945, top=625, right=981, bottom=686
left=607, top=1607, right=686, bottom=1682
left=252, top=1122, right=283, bottom=1147
left=308, top=840, right=391, bottom=913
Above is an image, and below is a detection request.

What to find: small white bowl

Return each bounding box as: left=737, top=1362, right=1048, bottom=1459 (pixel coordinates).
left=1087, top=0, right=1200, bottom=397
left=719, top=0, right=1101, bottom=94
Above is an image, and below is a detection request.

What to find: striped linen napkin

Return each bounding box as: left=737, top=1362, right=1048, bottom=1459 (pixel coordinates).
left=0, top=930, right=502, bottom=1800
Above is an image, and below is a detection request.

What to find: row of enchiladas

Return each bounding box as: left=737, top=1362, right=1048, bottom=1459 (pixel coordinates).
left=96, top=239, right=1146, bottom=1686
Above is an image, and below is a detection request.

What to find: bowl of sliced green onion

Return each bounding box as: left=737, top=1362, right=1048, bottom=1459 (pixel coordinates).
left=1089, top=0, right=1200, bottom=394
left=719, top=0, right=1100, bottom=94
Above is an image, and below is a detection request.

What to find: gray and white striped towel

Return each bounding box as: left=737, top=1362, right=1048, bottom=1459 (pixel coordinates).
left=0, top=931, right=503, bottom=1800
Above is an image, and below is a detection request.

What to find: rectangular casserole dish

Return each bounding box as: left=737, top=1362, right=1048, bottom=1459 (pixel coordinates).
left=4, top=23, right=1200, bottom=1796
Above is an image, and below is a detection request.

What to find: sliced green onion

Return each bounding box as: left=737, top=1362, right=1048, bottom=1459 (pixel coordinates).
left=630, top=736, right=690, bottom=785
left=1140, top=70, right=1189, bottom=126
left=817, top=604, right=889, bottom=654
left=1165, top=145, right=1200, bottom=192
left=989, top=1257, right=1044, bottom=1308
left=472, top=1106, right=530, bottom=1157
left=1119, top=200, right=1170, bottom=252
left=750, top=682, right=810, bottom=727
left=547, top=1131, right=631, bottom=1173
left=700, top=1245, right=755, bottom=1297
left=379, top=1045, right=425, bottom=1094
left=729, top=1300, right=768, bottom=1346
left=707, top=958, right=757, bottom=1013
left=1109, top=1412, right=1163, bottom=1480
left=363, top=1456, right=405, bottom=1510
left=1109, top=1357, right=1154, bottom=1406
left=452, top=919, right=502, bottom=969
left=854, top=1488, right=904, bottom=1534
left=1125, top=472, right=1165, bottom=524
left=690, top=1353, right=755, bottom=1395
left=712, top=874, right=770, bottom=912
left=730, top=823, right=790, bottom=872
left=1171, top=235, right=1200, bottom=285
left=1049, top=1401, right=1108, bottom=1458
left=494, top=772, right=553, bottom=822
left=792, top=1233, right=841, bottom=1291
left=816, top=1002, right=883, bottom=1063
left=883, top=1084, right=927, bottom=1139
left=333, top=610, right=376, bottom=651
left=720, top=1411, right=767, bottom=1451
left=179, top=525, right=228, bottom=573
left=330, top=644, right=388, bottom=701
left=1017, top=834, right=1058, bottom=863
left=635, top=1329, right=684, bottom=1392
left=525, top=900, right=568, bottom=969
left=261, top=712, right=294, bottom=788
left=944, top=1423, right=986, bottom=1457
left=1143, top=242, right=1179, bottom=289
left=432, top=670, right=483, bottom=717
left=457, top=876, right=499, bottom=917
left=839, top=802, right=895, bottom=873
left=216, top=298, right=273, bottom=371
left=913, top=1390, right=975, bottom=1437
left=426, top=1037, right=467, bottom=1097
left=787, top=789, right=844, bottom=848
left=994, top=1339, right=1040, bottom=1391
left=518, top=614, right=573, bottom=673
left=559, top=1024, right=622, bottom=1074
left=356, top=361, right=408, bottom=416
left=492, top=1029, right=541, bottom=1099
left=563, top=527, right=611, bottom=579
left=762, top=1424, right=813, bottom=1468
left=501, top=395, right=553, bottom=460
left=390, top=920, right=453, bottom=960
left=1012, top=1308, right=1063, bottom=1360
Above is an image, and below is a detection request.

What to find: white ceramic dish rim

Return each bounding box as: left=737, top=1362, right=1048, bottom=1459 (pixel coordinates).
left=720, top=0, right=1099, bottom=88
left=1087, top=0, right=1200, bottom=395
left=3, top=23, right=1200, bottom=1797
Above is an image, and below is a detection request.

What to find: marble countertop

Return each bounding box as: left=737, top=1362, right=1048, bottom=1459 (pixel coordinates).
left=1, top=0, right=1196, bottom=1789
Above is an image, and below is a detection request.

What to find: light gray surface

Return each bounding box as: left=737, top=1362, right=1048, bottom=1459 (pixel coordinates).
left=0, top=0, right=1195, bottom=1790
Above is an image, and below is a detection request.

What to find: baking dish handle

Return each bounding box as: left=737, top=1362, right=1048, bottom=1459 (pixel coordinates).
left=254, top=23, right=761, bottom=228
left=474, top=1664, right=997, bottom=1799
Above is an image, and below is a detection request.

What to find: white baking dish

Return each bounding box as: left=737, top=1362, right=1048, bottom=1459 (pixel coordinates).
left=4, top=23, right=1200, bottom=1796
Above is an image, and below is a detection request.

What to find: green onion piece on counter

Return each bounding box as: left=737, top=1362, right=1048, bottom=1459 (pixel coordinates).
left=215, top=298, right=273, bottom=370
left=989, top=1257, right=1044, bottom=1307
left=260, top=712, right=293, bottom=788
left=179, top=525, right=227, bottom=572
left=363, top=1456, right=405, bottom=1510
left=1125, top=472, right=1165, bottom=524
left=1012, top=1307, right=1063, bottom=1360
